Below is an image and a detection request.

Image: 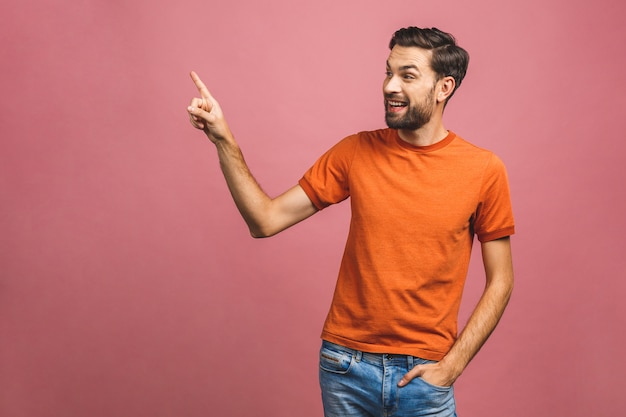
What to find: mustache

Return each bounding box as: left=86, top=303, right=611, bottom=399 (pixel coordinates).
left=384, top=94, right=408, bottom=102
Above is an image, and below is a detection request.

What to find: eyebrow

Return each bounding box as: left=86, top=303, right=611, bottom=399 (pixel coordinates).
left=386, top=61, right=421, bottom=73
left=400, top=65, right=420, bottom=72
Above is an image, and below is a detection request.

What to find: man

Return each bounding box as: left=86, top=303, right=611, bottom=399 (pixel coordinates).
left=187, top=26, right=514, bottom=417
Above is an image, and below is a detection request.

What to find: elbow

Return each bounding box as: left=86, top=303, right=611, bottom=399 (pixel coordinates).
left=243, top=215, right=276, bottom=238
left=503, top=280, right=514, bottom=306
left=506, top=277, right=515, bottom=300
left=485, top=271, right=514, bottom=305
left=499, top=273, right=515, bottom=305
left=248, top=224, right=279, bottom=239
left=250, top=230, right=271, bottom=239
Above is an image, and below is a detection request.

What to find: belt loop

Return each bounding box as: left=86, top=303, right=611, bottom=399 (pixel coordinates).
left=354, top=350, right=363, bottom=363
left=407, top=355, right=414, bottom=369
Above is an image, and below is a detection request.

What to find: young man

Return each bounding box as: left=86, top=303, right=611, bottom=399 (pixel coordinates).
left=187, top=27, right=514, bottom=417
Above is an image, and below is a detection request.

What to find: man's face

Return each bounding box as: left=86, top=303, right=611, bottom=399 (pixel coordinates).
left=383, top=46, right=439, bottom=131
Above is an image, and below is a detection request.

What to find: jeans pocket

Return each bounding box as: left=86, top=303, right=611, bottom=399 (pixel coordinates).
left=401, top=377, right=455, bottom=415
left=416, top=376, right=453, bottom=391
left=319, top=342, right=354, bottom=374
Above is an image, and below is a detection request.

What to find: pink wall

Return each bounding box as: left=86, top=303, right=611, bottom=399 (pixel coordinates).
left=2, top=0, right=625, bottom=416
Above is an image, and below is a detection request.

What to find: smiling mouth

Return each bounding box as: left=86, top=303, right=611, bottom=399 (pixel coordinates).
left=386, top=99, right=408, bottom=113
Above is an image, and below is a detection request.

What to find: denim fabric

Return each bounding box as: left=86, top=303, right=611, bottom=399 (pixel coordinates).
left=319, top=341, right=456, bottom=417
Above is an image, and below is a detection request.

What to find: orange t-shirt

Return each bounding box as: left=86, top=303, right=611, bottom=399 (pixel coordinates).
left=299, top=129, right=515, bottom=361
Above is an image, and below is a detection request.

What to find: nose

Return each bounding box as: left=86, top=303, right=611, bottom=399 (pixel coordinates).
left=383, top=74, right=401, bottom=95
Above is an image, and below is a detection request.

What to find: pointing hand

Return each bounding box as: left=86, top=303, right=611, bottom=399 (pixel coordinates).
left=187, top=71, right=232, bottom=143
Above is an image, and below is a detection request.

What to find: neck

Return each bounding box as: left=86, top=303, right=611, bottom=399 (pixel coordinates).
left=397, top=119, right=448, bottom=147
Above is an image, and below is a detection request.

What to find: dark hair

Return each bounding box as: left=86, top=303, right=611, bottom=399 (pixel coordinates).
left=389, top=27, right=469, bottom=101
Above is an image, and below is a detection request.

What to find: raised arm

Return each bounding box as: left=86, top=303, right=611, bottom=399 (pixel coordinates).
left=187, top=71, right=318, bottom=237
left=398, top=236, right=514, bottom=387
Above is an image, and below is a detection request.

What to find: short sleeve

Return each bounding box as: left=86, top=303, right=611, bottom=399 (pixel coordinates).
left=473, top=154, right=515, bottom=242
left=298, top=135, right=359, bottom=210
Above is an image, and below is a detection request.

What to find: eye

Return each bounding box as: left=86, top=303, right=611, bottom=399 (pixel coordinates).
left=403, top=73, right=416, bottom=80
left=385, top=71, right=393, bottom=78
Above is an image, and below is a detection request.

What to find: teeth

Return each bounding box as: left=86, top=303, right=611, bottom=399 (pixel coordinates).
left=388, top=101, right=406, bottom=107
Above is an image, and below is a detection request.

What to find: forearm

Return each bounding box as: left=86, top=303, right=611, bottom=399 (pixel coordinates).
left=214, top=138, right=274, bottom=237
left=440, top=237, right=514, bottom=383
left=439, top=273, right=513, bottom=382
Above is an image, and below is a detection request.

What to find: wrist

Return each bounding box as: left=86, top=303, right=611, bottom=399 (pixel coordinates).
left=437, top=355, right=465, bottom=384
left=213, top=132, right=238, bottom=151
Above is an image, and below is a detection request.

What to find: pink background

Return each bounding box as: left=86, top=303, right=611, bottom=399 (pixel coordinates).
left=1, top=0, right=625, bottom=416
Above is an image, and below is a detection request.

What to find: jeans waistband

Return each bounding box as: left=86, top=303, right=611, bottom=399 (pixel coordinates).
left=322, top=340, right=420, bottom=368
left=361, top=351, right=417, bottom=368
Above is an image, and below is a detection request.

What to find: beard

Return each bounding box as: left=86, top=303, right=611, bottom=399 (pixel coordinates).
left=384, top=89, right=435, bottom=131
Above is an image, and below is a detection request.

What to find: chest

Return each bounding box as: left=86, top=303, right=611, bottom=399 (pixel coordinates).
left=347, top=150, right=484, bottom=235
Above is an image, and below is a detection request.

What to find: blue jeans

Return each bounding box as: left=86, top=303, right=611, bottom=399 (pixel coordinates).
left=319, top=341, right=457, bottom=417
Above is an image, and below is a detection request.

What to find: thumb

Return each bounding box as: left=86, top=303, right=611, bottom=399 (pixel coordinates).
left=398, top=364, right=425, bottom=387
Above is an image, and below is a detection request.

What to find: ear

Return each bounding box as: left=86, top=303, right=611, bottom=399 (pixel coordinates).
left=436, top=76, right=456, bottom=103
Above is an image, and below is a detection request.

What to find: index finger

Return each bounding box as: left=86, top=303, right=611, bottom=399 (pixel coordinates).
left=190, top=70, right=212, bottom=99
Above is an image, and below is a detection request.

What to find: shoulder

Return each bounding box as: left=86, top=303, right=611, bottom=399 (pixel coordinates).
left=450, top=133, right=492, bottom=154
left=450, top=133, right=507, bottom=170
left=348, top=128, right=397, bottom=151
left=327, top=128, right=394, bottom=154
left=355, top=128, right=396, bottom=142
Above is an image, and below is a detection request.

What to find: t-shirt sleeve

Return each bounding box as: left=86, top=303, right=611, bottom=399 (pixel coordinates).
left=474, top=153, right=515, bottom=242
left=298, top=135, right=358, bottom=210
